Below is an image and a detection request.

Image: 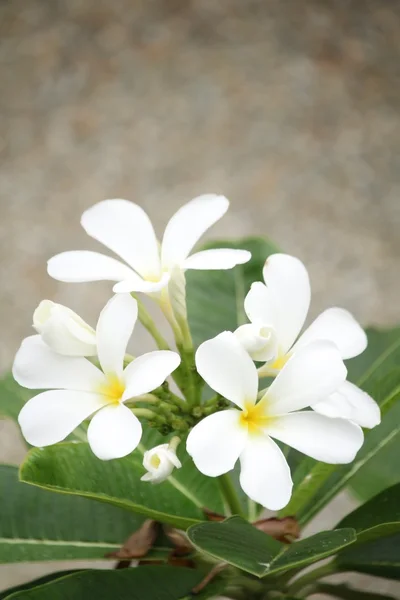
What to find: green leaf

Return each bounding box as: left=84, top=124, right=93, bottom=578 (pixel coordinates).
left=187, top=237, right=279, bottom=347
left=337, top=482, right=400, bottom=544
left=0, top=572, right=79, bottom=599
left=336, top=533, right=400, bottom=581
left=0, top=464, right=152, bottom=563
left=317, top=583, right=397, bottom=600
left=187, top=516, right=356, bottom=578
left=20, top=431, right=224, bottom=530
left=284, top=326, right=400, bottom=524
left=2, top=566, right=204, bottom=600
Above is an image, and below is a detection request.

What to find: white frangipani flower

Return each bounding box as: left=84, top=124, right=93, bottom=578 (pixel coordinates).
left=47, top=195, right=251, bottom=294
left=187, top=331, right=363, bottom=511
left=236, top=254, right=380, bottom=428
left=13, top=294, right=180, bottom=460
left=141, top=442, right=182, bottom=484
left=33, top=300, right=97, bottom=356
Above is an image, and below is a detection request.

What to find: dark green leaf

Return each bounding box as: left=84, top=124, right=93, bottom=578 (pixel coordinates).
left=20, top=431, right=224, bottom=530
left=317, top=583, right=397, bottom=600
left=2, top=566, right=204, bottom=600
left=187, top=516, right=356, bottom=578
left=0, top=465, right=151, bottom=563
left=336, top=533, right=400, bottom=581
left=187, top=237, right=279, bottom=347
left=337, top=482, right=400, bottom=544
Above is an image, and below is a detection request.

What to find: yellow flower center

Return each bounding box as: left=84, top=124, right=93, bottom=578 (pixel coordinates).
left=97, top=375, right=125, bottom=405
left=269, top=353, right=290, bottom=371
left=150, top=454, right=161, bottom=468
left=239, top=399, right=271, bottom=434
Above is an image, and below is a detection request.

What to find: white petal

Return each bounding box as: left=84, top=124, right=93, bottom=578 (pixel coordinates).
left=239, top=434, right=293, bottom=511
left=265, top=412, right=364, bottom=463
left=312, top=381, right=381, bottom=428
left=244, top=282, right=277, bottom=329
left=81, top=199, right=161, bottom=280
left=234, top=323, right=278, bottom=362
left=113, top=272, right=170, bottom=294
left=292, top=308, right=368, bottom=359
left=13, top=335, right=106, bottom=391
left=34, top=300, right=97, bottom=356
left=87, top=403, right=142, bottom=460
left=96, top=295, right=138, bottom=378
left=161, top=194, right=229, bottom=269
left=123, top=351, right=181, bottom=400
left=195, top=331, right=258, bottom=409
left=264, top=341, right=347, bottom=415
left=48, top=251, right=135, bottom=283
left=186, top=410, right=247, bottom=477
left=184, top=248, right=251, bottom=270
left=261, top=254, right=311, bottom=353
left=18, top=390, right=106, bottom=447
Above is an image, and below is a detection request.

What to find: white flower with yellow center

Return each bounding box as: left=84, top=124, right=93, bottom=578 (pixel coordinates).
left=13, top=294, right=180, bottom=460
left=33, top=300, right=97, bottom=356
left=141, top=442, right=182, bottom=484
left=47, top=195, right=251, bottom=294
left=235, top=253, right=380, bottom=428
left=186, top=331, right=363, bottom=511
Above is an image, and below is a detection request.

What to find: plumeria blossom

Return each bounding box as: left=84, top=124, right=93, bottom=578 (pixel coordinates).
left=47, top=195, right=251, bottom=295
left=141, top=442, right=182, bottom=484
left=13, top=294, right=180, bottom=460
left=235, top=254, right=380, bottom=428
left=33, top=300, right=97, bottom=356
left=187, top=331, right=363, bottom=510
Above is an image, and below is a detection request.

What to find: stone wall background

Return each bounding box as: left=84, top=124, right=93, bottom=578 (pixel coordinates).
left=0, top=0, right=399, bottom=594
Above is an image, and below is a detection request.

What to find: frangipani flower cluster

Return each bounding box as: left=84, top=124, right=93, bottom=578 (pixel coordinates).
left=12, top=194, right=380, bottom=509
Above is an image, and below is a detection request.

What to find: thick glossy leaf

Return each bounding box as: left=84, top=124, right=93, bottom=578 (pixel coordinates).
left=284, top=326, right=400, bottom=524
left=2, top=566, right=204, bottom=600
left=187, top=516, right=356, bottom=578
left=337, top=483, right=400, bottom=544
left=186, top=237, right=279, bottom=347
left=0, top=465, right=152, bottom=563
left=317, top=583, right=397, bottom=600
left=336, top=533, right=400, bottom=581
left=20, top=428, right=224, bottom=530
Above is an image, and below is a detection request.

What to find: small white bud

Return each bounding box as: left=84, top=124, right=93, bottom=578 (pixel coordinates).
left=234, top=323, right=278, bottom=362
left=141, top=441, right=182, bottom=484
left=33, top=300, right=97, bottom=356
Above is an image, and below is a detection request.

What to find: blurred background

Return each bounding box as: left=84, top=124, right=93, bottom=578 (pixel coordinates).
left=0, top=0, right=399, bottom=594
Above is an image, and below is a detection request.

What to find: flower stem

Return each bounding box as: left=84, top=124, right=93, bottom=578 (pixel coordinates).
left=131, top=407, right=163, bottom=421
left=133, top=295, right=170, bottom=351
left=218, top=473, right=246, bottom=518
left=286, top=562, right=336, bottom=596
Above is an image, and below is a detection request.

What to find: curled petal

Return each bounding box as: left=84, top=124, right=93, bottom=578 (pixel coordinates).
left=161, top=194, right=229, bottom=269
left=87, top=403, right=142, bottom=460
left=234, top=323, right=277, bottom=362
left=113, top=272, right=170, bottom=294
left=265, top=411, right=364, bottom=464
left=239, top=434, right=293, bottom=511
left=312, top=381, right=380, bottom=428
left=293, top=308, right=367, bottom=359
left=18, top=390, right=107, bottom=447
left=187, top=410, right=247, bottom=477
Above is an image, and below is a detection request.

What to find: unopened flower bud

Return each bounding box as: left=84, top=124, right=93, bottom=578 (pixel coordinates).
left=33, top=300, right=96, bottom=356
left=141, top=440, right=182, bottom=484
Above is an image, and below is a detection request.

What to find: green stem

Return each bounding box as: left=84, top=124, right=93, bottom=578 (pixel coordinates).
left=278, top=462, right=334, bottom=520
left=133, top=295, right=170, bottom=351
left=218, top=473, right=246, bottom=518
left=131, top=407, right=163, bottom=421
left=286, top=562, right=335, bottom=596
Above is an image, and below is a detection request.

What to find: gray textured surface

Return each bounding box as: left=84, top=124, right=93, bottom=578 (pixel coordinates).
left=0, top=0, right=399, bottom=595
